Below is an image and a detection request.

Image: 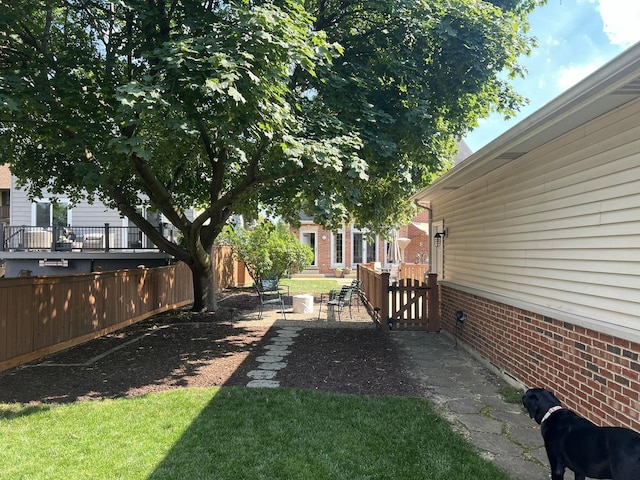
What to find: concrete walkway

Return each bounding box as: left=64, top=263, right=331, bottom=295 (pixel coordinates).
left=246, top=326, right=302, bottom=388
left=390, top=331, right=549, bottom=480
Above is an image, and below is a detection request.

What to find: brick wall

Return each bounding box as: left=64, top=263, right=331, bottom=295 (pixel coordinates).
left=293, top=224, right=387, bottom=275
left=292, top=208, right=431, bottom=275
left=397, top=209, right=430, bottom=265
left=441, top=285, right=640, bottom=431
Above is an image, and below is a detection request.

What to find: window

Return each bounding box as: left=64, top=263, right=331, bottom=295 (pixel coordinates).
left=33, top=199, right=71, bottom=227
left=352, top=229, right=377, bottom=264
left=138, top=206, right=162, bottom=248
left=366, top=237, right=377, bottom=263
left=333, top=232, right=343, bottom=265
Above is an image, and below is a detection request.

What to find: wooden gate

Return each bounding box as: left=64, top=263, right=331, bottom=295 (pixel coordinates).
left=358, top=265, right=440, bottom=331
left=387, top=279, right=430, bottom=330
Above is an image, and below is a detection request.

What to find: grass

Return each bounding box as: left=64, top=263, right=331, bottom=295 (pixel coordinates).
left=0, top=387, right=516, bottom=480
left=280, top=278, right=348, bottom=295
left=245, top=277, right=352, bottom=295
left=497, top=386, right=525, bottom=405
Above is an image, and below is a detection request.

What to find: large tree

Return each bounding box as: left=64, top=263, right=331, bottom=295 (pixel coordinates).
left=0, top=0, right=542, bottom=311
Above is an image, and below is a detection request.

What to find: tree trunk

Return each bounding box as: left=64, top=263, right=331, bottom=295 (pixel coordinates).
left=189, top=256, right=218, bottom=312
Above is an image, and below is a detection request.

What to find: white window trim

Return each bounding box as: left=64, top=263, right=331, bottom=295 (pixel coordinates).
left=352, top=226, right=378, bottom=264
left=298, top=227, right=318, bottom=267
left=31, top=198, right=72, bottom=226
left=331, top=228, right=346, bottom=268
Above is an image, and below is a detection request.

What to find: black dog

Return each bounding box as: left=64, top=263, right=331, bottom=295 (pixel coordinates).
left=522, top=388, right=640, bottom=480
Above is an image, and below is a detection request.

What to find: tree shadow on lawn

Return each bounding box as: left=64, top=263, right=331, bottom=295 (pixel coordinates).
left=0, top=304, right=276, bottom=405
left=147, top=388, right=515, bottom=480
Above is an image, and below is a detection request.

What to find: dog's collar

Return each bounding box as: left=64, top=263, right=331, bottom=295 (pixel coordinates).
left=541, top=405, right=563, bottom=424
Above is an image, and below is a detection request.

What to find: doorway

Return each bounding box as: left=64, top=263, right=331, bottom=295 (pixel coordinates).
left=300, top=231, right=317, bottom=266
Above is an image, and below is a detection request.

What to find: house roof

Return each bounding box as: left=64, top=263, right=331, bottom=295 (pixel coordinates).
left=453, top=140, right=473, bottom=165
left=413, top=41, right=640, bottom=207
left=0, top=164, right=10, bottom=189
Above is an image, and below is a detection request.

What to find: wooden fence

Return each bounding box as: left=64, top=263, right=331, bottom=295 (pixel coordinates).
left=358, top=263, right=440, bottom=331
left=214, top=245, right=248, bottom=289
left=398, top=263, right=431, bottom=283
left=0, top=245, right=247, bottom=372
left=0, top=262, right=193, bottom=371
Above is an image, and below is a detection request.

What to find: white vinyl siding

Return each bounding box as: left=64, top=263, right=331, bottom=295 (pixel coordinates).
left=10, top=182, right=125, bottom=227
left=9, top=180, right=195, bottom=229
left=9, top=178, right=32, bottom=226
left=432, top=98, right=640, bottom=331
left=67, top=204, right=124, bottom=226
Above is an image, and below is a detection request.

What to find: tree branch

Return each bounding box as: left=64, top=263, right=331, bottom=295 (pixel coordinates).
left=129, top=153, right=190, bottom=230
left=112, top=189, right=192, bottom=264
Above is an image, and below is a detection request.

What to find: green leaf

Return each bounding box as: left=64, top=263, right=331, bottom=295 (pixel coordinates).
left=228, top=86, right=246, bottom=103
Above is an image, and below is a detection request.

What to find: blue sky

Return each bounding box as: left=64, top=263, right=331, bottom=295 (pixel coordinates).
left=463, top=0, right=640, bottom=152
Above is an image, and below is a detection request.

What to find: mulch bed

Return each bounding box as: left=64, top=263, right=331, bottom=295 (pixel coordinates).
left=0, top=289, right=424, bottom=404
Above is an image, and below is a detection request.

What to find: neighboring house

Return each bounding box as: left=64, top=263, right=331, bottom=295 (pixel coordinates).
left=1, top=171, right=180, bottom=277
left=291, top=142, right=472, bottom=276
left=292, top=209, right=431, bottom=276
left=412, top=43, right=640, bottom=430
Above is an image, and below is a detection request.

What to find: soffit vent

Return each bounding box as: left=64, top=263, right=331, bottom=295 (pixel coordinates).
left=494, top=151, right=525, bottom=161
left=614, top=77, right=640, bottom=95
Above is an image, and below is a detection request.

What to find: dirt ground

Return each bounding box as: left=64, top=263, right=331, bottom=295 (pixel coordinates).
left=0, top=288, right=424, bottom=404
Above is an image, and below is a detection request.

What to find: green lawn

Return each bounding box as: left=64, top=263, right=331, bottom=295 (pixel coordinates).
left=245, top=278, right=350, bottom=295
left=1, top=387, right=515, bottom=480
left=280, top=278, right=350, bottom=295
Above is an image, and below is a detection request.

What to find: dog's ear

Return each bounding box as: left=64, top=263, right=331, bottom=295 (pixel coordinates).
left=522, top=389, right=541, bottom=421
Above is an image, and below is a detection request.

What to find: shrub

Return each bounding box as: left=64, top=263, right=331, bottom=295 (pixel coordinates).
left=220, top=220, right=313, bottom=284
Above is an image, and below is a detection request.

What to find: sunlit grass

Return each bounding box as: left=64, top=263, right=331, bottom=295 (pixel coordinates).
left=245, top=277, right=351, bottom=295
left=280, top=278, right=348, bottom=295
left=1, top=387, right=516, bottom=480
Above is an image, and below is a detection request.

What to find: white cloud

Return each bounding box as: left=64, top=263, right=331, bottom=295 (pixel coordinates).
left=556, top=62, right=603, bottom=90
left=596, top=0, right=640, bottom=46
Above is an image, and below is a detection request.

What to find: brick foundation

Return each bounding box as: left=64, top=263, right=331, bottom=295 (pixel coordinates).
left=441, top=285, right=640, bottom=431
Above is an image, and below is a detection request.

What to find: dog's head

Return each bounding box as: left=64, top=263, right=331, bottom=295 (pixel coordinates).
left=522, top=388, right=562, bottom=424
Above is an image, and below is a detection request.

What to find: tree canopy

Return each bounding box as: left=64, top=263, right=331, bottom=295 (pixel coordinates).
left=0, top=0, right=544, bottom=310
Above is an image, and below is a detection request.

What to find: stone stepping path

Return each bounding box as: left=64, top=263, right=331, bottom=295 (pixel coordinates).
left=246, top=326, right=301, bottom=388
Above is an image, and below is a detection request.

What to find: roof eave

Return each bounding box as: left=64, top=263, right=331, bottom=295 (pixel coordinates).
left=413, top=41, right=640, bottom=206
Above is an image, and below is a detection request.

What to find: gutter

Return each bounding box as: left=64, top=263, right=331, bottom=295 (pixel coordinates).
left=413, top=42, right=640, bottom=203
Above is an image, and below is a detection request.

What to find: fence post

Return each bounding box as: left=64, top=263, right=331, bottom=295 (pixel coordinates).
left=427, top=273, right=440, bottom=332
left=104, top=223, right=110, bottom=251
left=381, top=271, right=390, bottom=329
left=52, top=225, right=58, bottom=251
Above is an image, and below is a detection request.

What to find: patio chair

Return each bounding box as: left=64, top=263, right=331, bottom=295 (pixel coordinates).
left=260, top=278, right=290, bottom=306
left=256, top=278, right=287, bottom=320
left=350, top=279, right=363, bottom=311
left=317, top=285, right=354, bottom=321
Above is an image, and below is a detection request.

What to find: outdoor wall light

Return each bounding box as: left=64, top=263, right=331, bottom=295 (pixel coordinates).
left=455, top=310, right=467, bottom=323
left=433, top=228, right=448, bottom=247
